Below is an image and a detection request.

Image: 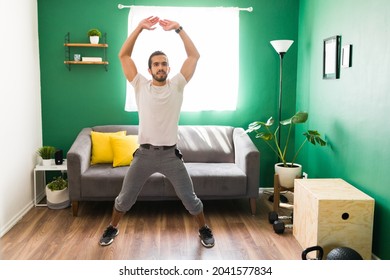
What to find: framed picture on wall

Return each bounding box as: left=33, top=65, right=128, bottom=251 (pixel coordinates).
left=323, top=35, right=341, bottom=79
left=341, top=44, right=353, bottom=68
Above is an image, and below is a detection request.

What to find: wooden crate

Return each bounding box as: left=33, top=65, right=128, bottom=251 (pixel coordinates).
left=293, top=178, right=375, bottom=260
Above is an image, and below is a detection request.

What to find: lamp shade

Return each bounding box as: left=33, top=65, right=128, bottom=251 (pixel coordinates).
left=270, top=40, right=294, bottom=54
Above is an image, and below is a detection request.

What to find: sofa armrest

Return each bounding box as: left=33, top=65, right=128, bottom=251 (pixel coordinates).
left=67, top=128, right=92, bottom=201
left=233, top=128, right=260, bottom=198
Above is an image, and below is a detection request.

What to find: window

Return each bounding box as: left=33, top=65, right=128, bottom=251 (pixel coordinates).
left=124, top=6, right=239, bottom=112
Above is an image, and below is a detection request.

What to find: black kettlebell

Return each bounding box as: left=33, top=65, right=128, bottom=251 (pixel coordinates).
left=302, top=245, right=363, bottom=260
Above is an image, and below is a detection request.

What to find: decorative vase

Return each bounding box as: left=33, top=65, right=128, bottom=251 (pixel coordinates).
left=274, top=163, right=302, bottom=189
left=45, top=186, right=70, bottom=209
left=89, top=36, right=99, bottom=44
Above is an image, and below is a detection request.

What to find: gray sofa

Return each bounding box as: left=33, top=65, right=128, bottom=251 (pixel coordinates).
left=67, top=125, right=260, bottom=216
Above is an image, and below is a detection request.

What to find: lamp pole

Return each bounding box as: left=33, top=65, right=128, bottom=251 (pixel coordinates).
left=277, top=52, right=285, bottom=148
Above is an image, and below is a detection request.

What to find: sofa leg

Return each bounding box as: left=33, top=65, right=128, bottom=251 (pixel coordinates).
left=250, top=198, right=257, bottom=215
left=72, top=201, right=79, bottom=217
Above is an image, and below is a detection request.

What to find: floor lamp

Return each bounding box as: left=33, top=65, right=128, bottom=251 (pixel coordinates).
left=270, top=40, right=294, bottom=147
left=269, top=40, right=294, bottom=203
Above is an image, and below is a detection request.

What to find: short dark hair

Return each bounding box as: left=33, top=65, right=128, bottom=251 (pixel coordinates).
left=148, top=51, right=168, bottom=69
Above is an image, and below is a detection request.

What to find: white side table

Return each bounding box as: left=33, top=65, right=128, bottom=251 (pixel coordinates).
left=33, top=159, right=67, bottom=206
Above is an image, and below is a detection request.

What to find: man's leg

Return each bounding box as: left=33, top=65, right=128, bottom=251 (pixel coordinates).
left=110, top=206, right=125, bottom=227
left=99, top=148, right=155, bottom=246
left=163, top=148, right=215, bottom=248
left=194, top=211, right=215, bottom=248
left=195, top=211, right=206, bottom=227
left=99, top=207, right=124, bottom=246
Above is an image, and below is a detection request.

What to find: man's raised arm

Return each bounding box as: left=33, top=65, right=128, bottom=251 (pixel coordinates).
left=159, top=19, right=200, bottom=82
left=118, top=16, right=160, bottom=82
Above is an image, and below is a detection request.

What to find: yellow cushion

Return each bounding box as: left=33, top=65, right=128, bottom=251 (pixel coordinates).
left=110, top=135, right=139, bottom=167
left=90, top=131, right=126, bottom=164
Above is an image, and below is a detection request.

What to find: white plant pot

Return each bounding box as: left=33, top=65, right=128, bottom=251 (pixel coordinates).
left=89, top=36, right=99, bottom=44
left=45, top=186, right=70, bottom=209
left=275, top=163, right=302, bottom=189
left=42, top=159, right=52, bottom=166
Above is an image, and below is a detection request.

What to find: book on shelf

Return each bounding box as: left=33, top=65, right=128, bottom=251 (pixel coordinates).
left=81, top=57, right=103, bottom=62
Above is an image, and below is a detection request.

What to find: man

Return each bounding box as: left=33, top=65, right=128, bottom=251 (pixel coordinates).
left=99, top=16, right=215, bottom=248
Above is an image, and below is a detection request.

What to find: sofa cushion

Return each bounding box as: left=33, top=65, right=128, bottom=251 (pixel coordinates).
left=79, top=163, right=246, bottom=200
left=81, top=165, right=165, bottom=198
left=161, top=163, right=247, bottom=197
left=110, top=135, right=139, bottom=167
left=186, top=163, right=247, bottom=196
left=91, top=125, right=235, bottom=163
left=90, top=131, right=126, bottom=164
left=177, top=126, right=235, bottom=163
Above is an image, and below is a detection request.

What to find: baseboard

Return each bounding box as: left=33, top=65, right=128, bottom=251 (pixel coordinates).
left=0, top=201, right=33, bottom=238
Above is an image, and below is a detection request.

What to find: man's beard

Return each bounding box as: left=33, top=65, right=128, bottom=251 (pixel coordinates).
left=152, top=71, right=168, bottom=82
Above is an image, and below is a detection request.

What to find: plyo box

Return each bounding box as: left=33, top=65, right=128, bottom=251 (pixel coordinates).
left=293, top=178, right=374, bottom=260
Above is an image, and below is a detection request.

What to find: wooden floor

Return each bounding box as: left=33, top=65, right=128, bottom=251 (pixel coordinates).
left=0, top=191, right=303, bottom=260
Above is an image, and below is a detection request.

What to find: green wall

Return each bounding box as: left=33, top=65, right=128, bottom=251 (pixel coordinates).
left=297, top=0, right=390, bottom=259
left=37, top=0, right=299, bottom=188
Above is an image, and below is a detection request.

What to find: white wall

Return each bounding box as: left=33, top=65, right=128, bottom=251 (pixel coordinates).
left=0, top=0, right=42, bottom=237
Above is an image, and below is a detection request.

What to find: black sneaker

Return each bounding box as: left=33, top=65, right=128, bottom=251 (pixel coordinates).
left=199, top=225, right=215, bottom=248
left=99, top=225, right=119, bottom=246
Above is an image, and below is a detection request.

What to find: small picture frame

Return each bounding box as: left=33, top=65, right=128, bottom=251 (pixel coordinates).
left=323, top=35, right=341, bottom=79
left=341, top=44, right=352, bottom=68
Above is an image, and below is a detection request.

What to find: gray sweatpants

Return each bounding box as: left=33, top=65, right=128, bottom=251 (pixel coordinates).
left=114, top=145, right=203, bottom=216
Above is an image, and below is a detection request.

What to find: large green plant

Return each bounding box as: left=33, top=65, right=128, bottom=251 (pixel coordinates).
left=246, top=111, right=326, bottom=167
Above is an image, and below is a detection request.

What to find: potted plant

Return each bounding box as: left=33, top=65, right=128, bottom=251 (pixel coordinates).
left=246, top=111, right=326, bottom=188
left=87, top=28, right=101, bottom=44
left=45, top=176, right=70, bottom=209
left=37, top=146, right=56, bottom=166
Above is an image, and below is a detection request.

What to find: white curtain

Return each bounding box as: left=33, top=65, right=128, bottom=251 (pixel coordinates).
left=124, top=6, right=239, bottom=112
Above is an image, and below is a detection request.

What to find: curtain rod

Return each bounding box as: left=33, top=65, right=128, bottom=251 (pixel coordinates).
left=117, top=4, right=253, bottom=12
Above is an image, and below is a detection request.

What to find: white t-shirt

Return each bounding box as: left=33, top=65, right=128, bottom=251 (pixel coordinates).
left=130, top=73, right=187, bottom=146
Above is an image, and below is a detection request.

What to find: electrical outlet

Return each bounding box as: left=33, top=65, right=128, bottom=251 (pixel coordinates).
left=303, top=172, right=308, bottom=179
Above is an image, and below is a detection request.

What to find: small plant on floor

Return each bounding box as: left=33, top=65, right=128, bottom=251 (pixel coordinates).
left=47, top=176, right=68, bottom=191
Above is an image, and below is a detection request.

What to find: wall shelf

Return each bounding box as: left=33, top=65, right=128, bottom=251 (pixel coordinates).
left=64, top=32, right=108, bottom=71
left=64, top=61, right=109, bottom=65
left=64, top=43, right=108, bottom=48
